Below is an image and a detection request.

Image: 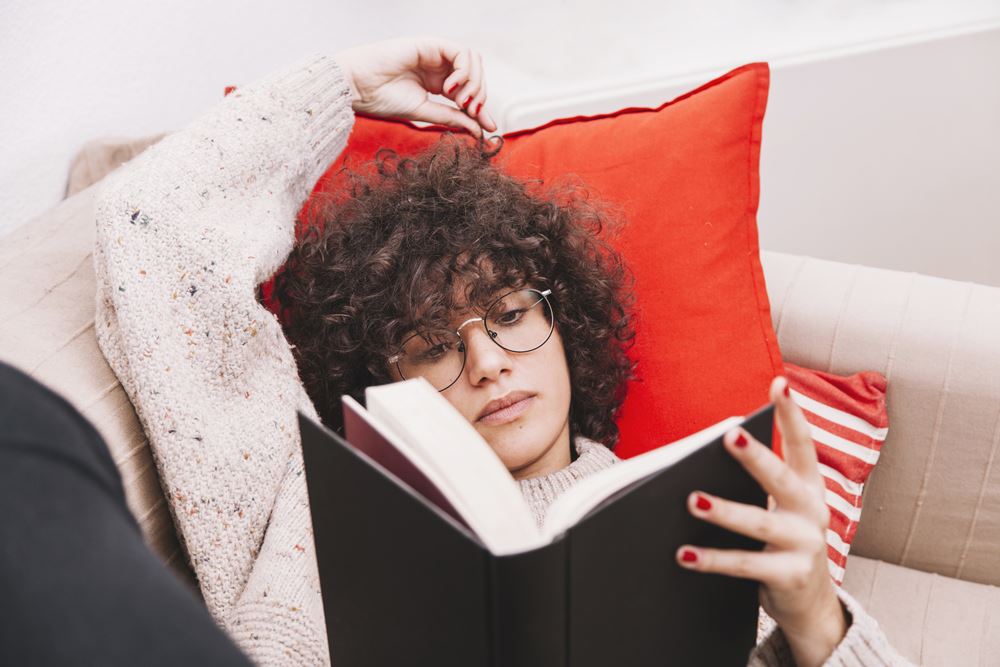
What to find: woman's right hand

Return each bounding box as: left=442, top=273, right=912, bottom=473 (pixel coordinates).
left=334, top=36, right=497, bottom=137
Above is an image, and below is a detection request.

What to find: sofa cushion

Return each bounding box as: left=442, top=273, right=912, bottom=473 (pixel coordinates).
left=763, top=250, right=1000, bottom=587
left=785, top=363, right=888, bottom=586
left=842, top=554, right=1000, bottom=666
left=65, top=134, right=166, bottom=198
left=0, top=187, right=195, bottom=591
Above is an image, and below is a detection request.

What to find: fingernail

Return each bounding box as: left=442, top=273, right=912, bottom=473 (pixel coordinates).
left=475, top=102, right=482, bottom=116
left=447, top=83, right=459, bottom=95
left=782, top=379, right=791, bottom=398
left=681, top=548, right=698, bottom=563
left=463, top=96, right=473, bottom=109
left=735, top=433, right=748, bottom=449
left=695, top=493, right=712, bottom=511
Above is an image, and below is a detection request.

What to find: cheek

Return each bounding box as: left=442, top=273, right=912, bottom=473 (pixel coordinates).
left=542, top=332, right=572, bottom=400
left=439, top=383, right=478, bottom=422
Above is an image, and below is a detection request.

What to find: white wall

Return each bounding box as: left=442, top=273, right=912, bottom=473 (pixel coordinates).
left=494, top=21, right=1000, bottom=287
left=3, top=0, right=999, bottom=283
left=759, top=25, right=1000, bottom=287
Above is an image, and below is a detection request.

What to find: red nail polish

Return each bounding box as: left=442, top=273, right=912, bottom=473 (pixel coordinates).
left=782, top=381, right=791, bottom=398
left=475, top=102, right=482, bottom=116
left=695, top=494, right=712, bottom=511
left=463, top=96, right=472, bottom=109
left=735, top=433, right=748, bottom=449
left=681, top=549, right=698, bottom=563
left=447, top=83, right=459, bottom=95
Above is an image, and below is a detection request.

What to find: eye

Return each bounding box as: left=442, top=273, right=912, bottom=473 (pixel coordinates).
left=494, top=308, right=526, bottom=326
left=412, top=340, right=465, bottom=364
left=414, top=340, right=455, bottom=363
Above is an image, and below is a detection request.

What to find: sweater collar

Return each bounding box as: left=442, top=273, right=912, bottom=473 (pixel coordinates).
left=516, top=436, right=619, bottom=527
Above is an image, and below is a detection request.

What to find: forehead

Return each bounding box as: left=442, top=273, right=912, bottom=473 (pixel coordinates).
left=445, top=283, right=505, bottom=320
left=422, top=282, right=524, bottom=330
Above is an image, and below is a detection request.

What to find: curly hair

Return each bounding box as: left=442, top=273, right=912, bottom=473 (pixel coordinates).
left=271, top=133, right=635, bottom=448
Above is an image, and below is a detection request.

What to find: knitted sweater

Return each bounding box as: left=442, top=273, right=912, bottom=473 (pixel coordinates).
left=93, top=55, right=911, bottom=666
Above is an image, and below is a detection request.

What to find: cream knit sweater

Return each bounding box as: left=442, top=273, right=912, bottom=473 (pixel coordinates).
left=93, top=55, right=911, bottom=666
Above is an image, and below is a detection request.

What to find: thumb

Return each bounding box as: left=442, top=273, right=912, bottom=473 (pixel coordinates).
left=413, top=98, right=485, bottom=137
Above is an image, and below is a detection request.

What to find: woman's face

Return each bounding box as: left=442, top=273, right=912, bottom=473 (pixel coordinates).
left=390, top=289, right=573, bottom=480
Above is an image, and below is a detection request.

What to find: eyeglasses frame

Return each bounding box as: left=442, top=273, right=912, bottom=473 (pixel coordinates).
left=387, top=287, right=554, bottom=392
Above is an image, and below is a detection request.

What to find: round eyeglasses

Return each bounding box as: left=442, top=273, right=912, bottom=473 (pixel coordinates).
left=387, top=287, right=555, bottom=392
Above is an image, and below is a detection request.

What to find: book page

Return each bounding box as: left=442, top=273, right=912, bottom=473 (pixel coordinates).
left=343, top=396, right=471, bottom=530
left=365, top=379, right=546, bottom=555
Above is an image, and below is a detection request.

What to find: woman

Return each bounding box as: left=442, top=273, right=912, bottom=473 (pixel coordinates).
left=92, top=37, right=909, bottom=665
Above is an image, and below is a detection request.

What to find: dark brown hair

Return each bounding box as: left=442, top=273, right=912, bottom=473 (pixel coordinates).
left=272, top=134, right=634, bottom=447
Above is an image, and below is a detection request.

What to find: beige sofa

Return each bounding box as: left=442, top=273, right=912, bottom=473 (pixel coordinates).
left=2, top=151, right=1000, bottom=665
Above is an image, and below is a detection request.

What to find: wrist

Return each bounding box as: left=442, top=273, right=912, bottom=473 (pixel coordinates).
left=783, top=594, right=849, bottom=667
left=332, top=55, right=361, bottom=108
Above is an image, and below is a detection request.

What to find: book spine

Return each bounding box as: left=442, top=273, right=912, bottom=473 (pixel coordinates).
left=488, top=538, right=569, bottom=667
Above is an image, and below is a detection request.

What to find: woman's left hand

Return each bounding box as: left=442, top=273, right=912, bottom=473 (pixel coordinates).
left=334, top=36, right=497, bottom=137
left=676, top=376, right=849, bottom=667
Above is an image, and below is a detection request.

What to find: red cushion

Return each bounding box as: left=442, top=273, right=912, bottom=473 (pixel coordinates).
left=280, top=62, right=782, bottom=456
left=784, top=362, right=889, bottom=585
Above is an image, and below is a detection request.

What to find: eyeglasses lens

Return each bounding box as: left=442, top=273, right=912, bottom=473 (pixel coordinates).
left=396, top=329, right=466, bottom=391
left=484, top=289, right=553, bottom=353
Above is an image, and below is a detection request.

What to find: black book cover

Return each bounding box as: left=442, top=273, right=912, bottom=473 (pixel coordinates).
left=300, top=404, right=773, bottom=667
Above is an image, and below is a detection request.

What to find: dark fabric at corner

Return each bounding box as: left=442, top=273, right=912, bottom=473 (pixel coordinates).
left=0, top=361, right=252, bottom=666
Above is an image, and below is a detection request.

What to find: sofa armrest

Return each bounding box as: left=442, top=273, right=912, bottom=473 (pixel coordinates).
left=761, top=250, right=1000, bottom=586
left=0, top=187, right=194, bottom=590
left=65, top=133, right=166, bottom=197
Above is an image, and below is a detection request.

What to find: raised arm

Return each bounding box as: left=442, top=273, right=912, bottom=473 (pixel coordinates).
left=93, top=38, right=494, bottom=664
left=93, top=53, right=354, bottom=662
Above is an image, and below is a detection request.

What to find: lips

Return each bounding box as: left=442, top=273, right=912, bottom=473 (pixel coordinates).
left=476, top=390, right=535, bottom=424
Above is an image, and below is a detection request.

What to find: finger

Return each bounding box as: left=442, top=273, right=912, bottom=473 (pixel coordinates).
left=686, top=491, right=820, bottom=551
left=446, top=49, right=480, bottom=112
left=724, top=427, right=815, bottom=514
left=421, top=36, right=465, bottom=70
left=468, top=90, right=495, bottom=131
left=772, top=376, right=823, bottom=484
left=474, top=105, right=497, bottom=133
left=466, top=51, right=484, bottom=109
left=454, top=51, right=483, bottom=115
left=412, top=99, right=482, bottom=136
left=469, top=54, right=496, bottom=131
left=441, top=49, right=470, bottom=98
left=443, top=71, right=466, bottom=99
left=676, top=544, right=812, bottom=589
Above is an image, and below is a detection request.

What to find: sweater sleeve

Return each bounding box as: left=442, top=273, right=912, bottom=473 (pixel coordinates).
left=747, top=586, right=915, bottom=666
left=93, top=55, right=354, bottom=665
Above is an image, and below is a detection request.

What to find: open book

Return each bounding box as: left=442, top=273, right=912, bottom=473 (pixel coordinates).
left=299, top=378, right=774, bottom=667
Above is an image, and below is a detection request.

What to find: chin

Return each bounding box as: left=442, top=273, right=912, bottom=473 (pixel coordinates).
left=487, top=428, right=560, bottom=472
left=484, top=434, right=540, bottom=468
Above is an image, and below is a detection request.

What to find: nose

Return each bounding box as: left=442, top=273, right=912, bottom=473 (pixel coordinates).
left=461, top=325, right=512, bottom=385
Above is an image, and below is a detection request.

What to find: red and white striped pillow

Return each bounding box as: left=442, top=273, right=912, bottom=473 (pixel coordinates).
left=783, top=363, right=889, bottom=586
